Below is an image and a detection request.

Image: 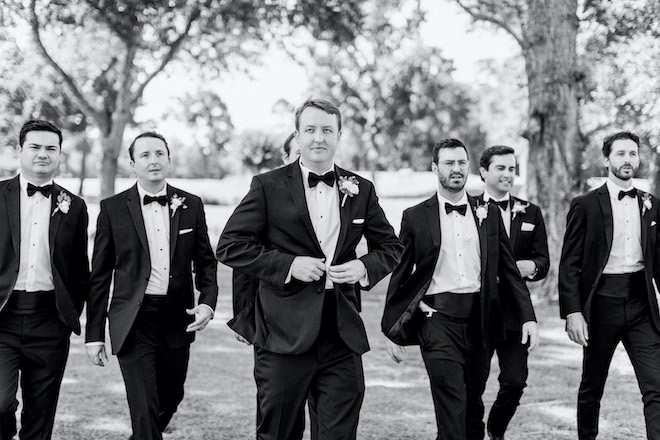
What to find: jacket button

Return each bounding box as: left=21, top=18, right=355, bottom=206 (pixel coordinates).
left=137, top=301, right=142, bottom=306
left=316, top=287, right=324, bottom=294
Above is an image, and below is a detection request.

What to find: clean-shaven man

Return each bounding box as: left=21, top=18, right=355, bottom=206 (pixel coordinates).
left=382, top=138, right=538, bottom=440
left=473, top=145, right=549, bottom=440
left=86, top=131, right=218, bottom=440
left=559, top=131, right=660, bottom=439
left=217, top=99, right=402, bottom=440
left=0, top=120, right=90, bottom=440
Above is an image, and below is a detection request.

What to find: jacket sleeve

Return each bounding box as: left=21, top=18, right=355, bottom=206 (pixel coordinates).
left=558, top=198, right=587, bottom=318
left=527, top=206, right=550, bottom=281
left=192, top=198, right=218, bottom=310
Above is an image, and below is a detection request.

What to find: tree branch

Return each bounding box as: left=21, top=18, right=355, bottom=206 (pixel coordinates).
left=454, top=0, right=526, bottom=50
left=28, top=0, right=107, bottom=130
left=130, top=3, right=206, bottom=106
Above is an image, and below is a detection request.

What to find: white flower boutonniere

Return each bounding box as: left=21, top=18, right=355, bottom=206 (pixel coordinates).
left=511, top=200, right=530, bottom=220
left=52, top=191, right=71, bottom=217
left=170, top=194, right=187, bottom=217
left=338, top=176, right=359, bottom=207
left=475, top=201, right=489, bottom=226
left=642, top=193, right=652, bottom=216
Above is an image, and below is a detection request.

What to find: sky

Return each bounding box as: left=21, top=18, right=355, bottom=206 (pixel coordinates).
left=140, top=0, right=519, bottom=132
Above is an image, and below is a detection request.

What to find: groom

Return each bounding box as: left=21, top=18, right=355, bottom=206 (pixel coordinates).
left=217, top=99, right=402, bottom=440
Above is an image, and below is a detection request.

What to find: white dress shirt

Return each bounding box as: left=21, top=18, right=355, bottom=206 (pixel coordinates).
left=426, top=192, right=482, bottom=296
left=483, top=190, right=512, bottom=237
left=137, top=183, right=171, bottom=296
left=15, top=175, right=55, bottom=292
left=603, top=179, right=644, bottom=274
left=299, top=162, right=341, bottom=289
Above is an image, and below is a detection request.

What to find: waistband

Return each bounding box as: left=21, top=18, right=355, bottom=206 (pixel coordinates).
left=7, top=290, right=56, bottom=313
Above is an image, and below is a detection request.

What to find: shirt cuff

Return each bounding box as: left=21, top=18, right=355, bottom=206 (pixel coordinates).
left=85, top=341, right=104, bottom=347
left=418, top=300, right=437, bottom=313
left=566, top=312, right=582, bottom=319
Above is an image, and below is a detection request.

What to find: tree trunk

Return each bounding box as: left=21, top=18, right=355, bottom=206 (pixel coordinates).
left=99, top=120, right=129, bottom=199
left=77, top=138, right=90, bottom=197
left=523, top=0, right=585, bottom=298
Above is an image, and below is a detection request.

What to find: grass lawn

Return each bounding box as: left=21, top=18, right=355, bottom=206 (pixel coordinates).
left=43, top=264, right=647, bottom=439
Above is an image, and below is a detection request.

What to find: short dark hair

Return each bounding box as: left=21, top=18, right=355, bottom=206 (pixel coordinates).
left=602, top=131, right=640, bottom=157
left=479, top=145, right=516, bottom=170
left=282, top=132, right=296, bottom=156
left=19, top=119, right=62, bottom=149
left=432, top=138, right=469, bottom=163
left=128, top=131, right=170, bottom=161
left=294, top=99, right=342, bottom=133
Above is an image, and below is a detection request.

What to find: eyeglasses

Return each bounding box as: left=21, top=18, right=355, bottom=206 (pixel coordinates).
left=438, top=160, right=469, bottom=170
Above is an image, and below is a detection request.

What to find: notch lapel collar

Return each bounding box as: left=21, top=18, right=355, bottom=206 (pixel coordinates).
left=638, top=191, right=649, bottom=258
left=469, top=196, right=488, bottom=283
left=127, top=184, right=150, bottom=255
left=7, top=176, right=20, bottom=260
left=48, top=183, right=63, bottom=256
left=287, top=163, right=323, bottom=254
left=509, top=196, right=521, bottom=247
left=597, top=184, right=613, bottom=256
left=167, top=186, right=180, bottom=263
left=332, top=166, right=350, bottom=264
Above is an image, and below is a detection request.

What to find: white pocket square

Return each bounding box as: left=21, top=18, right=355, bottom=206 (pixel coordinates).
left=521, top=222, right=535, bottom=232
left=352, top=219, right=365, bottom=225
left=179, top=228, right=193, bottom=235
left=652, top=221, right=657, bottom=227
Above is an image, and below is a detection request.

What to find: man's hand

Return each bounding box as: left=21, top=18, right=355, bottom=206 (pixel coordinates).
left=516, top=260, right=537, bottom=279
left=290, top=256, right=326, bottom=282
left=566, top=312, right=589, bottom=346
left=327, top=259, right=366, bottom=285
left=186, top=305, right=213, bottom=332
left=86, top=344, right=108, bottom=367
left=235, top=332, right=252, bottom=346
left=521, top=321, right=539, bottom=352
left=387, top=340, right=407, bottom=364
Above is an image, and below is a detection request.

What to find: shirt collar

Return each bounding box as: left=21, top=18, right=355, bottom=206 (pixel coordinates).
left=299, top=161, right=335, bottom=188
left=483, top=189, right=510, bottom=203
left=19, top=174, right=54, bottom=195
left=137, top=182, right=167, bottom=199
left=437, top=191, right=468, bottom=209
left=606, top=178, right=635, bottom=199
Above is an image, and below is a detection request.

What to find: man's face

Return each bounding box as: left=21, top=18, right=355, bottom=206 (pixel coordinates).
left=480, top=153, right=516, bottom=198
left=604, top=139, right=639, bottom=181
left=295, top=107, right=341, bottom=171
left=130, top=136, right=170, bottom=187
left=19, top=130, right=61, bottom=183
left=432, top=147, right=469, bottom=193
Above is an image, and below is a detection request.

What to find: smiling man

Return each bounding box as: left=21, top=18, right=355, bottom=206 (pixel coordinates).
left=559, top=131, right=660, bottom=440
left=85, top=131, right=218, bottom=440
left=217, top=99, right=402, bottom=440
left=0, top=120, right=90, bottom=440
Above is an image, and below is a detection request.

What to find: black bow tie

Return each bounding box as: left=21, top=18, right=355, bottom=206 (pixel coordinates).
left=143, top=195, right=168, bottom=206
left=491, top=199, right=509, bottom=210
left=618, top=188, right=637, bottom=200
left=27, top=183, right=53, bottom=197
left=445, top=203, right=467, bottom=216
left=308, top=171, right=336, bottom=188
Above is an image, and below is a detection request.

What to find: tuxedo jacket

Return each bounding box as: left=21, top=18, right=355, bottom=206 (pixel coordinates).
left=216, top=161, right=403, bottom=355
left=476, top=194, right=550, bottom=330
left=559, top=184, right=660, bottom=329
left=86, top=184, right=218, bottom=354
left=0, top=175, right=90, bottom=334
left=381, top=194, right=537, bottom=347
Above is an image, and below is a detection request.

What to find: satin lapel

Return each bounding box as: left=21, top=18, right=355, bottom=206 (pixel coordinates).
left=48, top=183, right=63, bottom=256
left=167, top=186, right=179, bottom=263
left=597, top=184, right=613, bottom=255
left=469, top=196, right=488, bottom=282
left=426, top=195, right=441, bottom=248
left=332, top=167, right=350, bottom=264
left=638, top=191, right=649, bottom=258
left=509, top=196, right=521, bottom=248
left=127, top=185, right=150, bottom=255
left=7, top=176, right=20, bottom=259
left=286, top=164, right=322, bottom=253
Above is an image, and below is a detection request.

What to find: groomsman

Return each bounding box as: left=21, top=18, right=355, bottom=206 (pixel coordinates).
left=85, top=132, right=218, bottom=440
left=217, top=99, right=402, bottom=440
left=559, top=131, right=660, bottom=439
left=473, top=145, right=549, bottom=440
left=0, top=120, right=90, bottom=440
left=381, top=138, right=538, bottom=440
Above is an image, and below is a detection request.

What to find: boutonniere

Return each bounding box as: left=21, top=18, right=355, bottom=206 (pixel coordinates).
left=51, top=191, right=71, bottom=217
left=338, top=175, right=359, bottom=207
left=511, top=200, right=530, bottom=220
left=642, top=193, right=652, bottom=216
left=170, top=194, right=187, bottom=217
left=474, top=201, right=489, bottom=226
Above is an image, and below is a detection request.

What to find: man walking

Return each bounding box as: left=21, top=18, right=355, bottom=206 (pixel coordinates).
left=85, top=131, right=218, bottom=440
left=217, top=99, right=402, bottom=440
left=559, top=131, right=660, bottom=439
left=0, top=120, right=90, bottom=440
left=382, top=138, right=538, bottom=440
left=474, top=145, right=549, bottom=439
